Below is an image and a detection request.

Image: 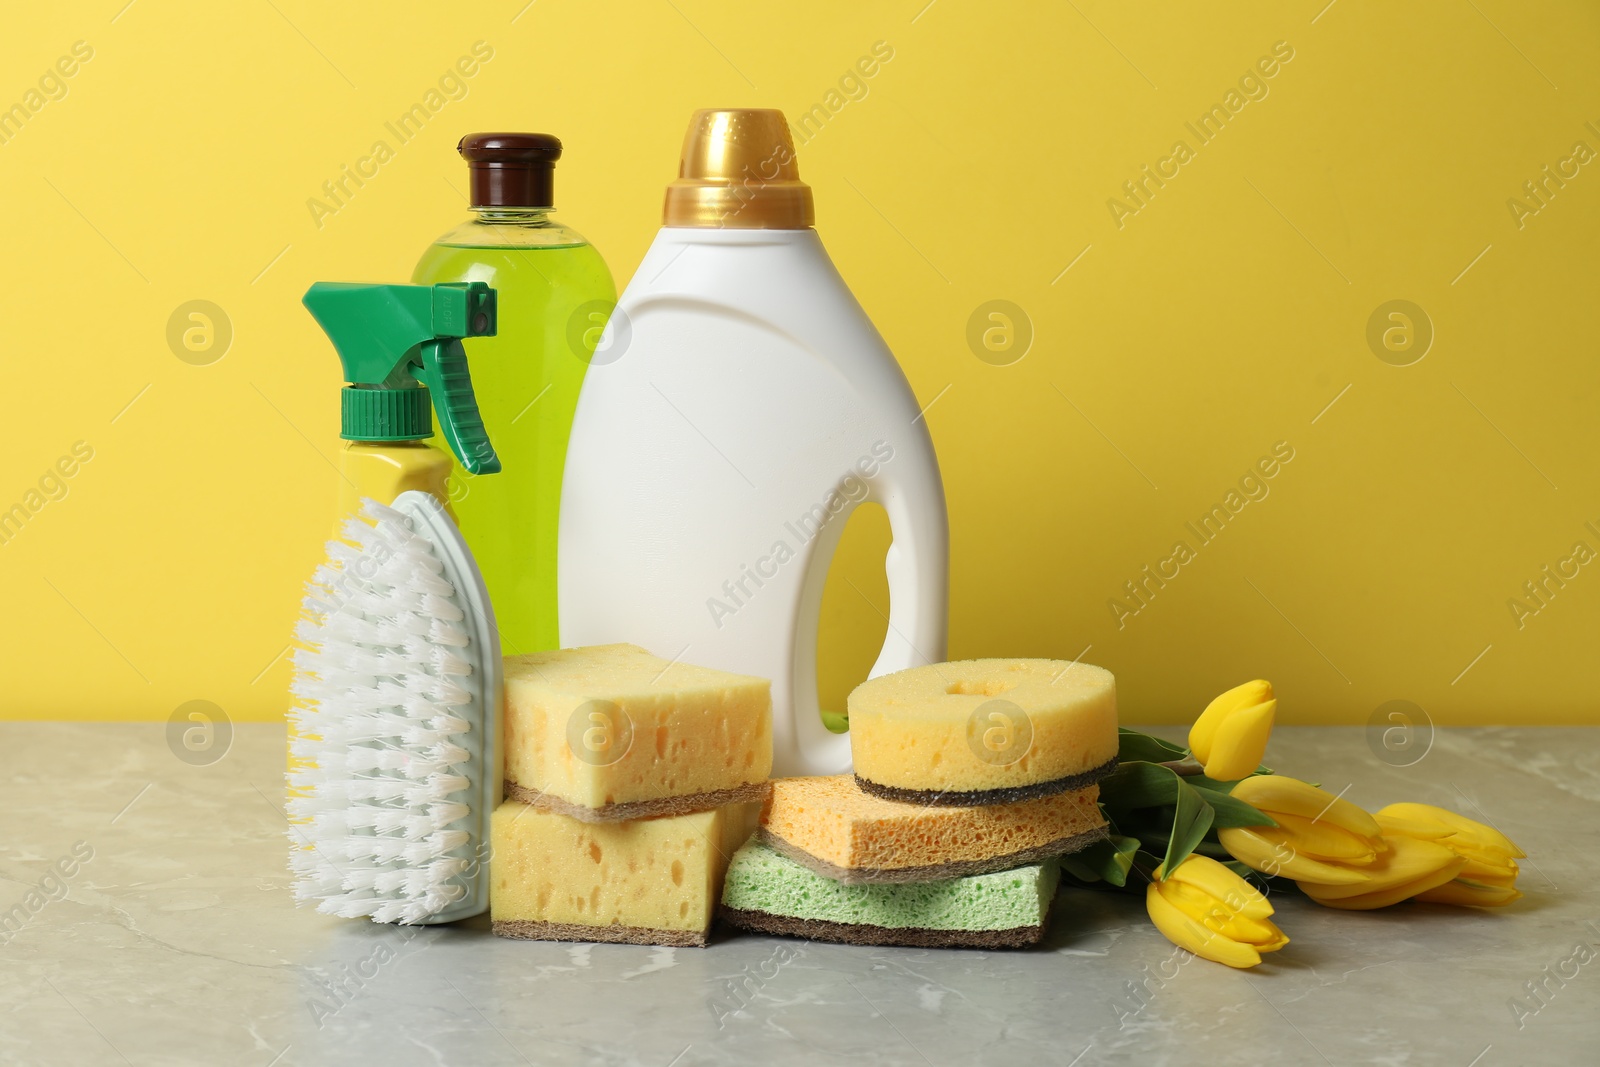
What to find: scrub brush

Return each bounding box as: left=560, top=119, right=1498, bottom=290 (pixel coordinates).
left=287, top=490, right=501, bottom=924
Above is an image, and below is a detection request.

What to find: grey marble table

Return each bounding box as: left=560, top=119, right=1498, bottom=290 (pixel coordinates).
left=1, top=722, right=1596, bottom=1066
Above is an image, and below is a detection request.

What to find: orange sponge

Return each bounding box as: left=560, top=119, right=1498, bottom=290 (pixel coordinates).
left=758, top=775, right=1106, bottom=884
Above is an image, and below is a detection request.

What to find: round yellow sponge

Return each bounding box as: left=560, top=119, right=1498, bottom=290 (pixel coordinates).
left=847, top=658, right=1118, bottom=802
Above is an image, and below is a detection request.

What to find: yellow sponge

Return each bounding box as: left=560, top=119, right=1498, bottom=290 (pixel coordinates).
left=489, top=799, right=755, bottom=946
left=848, top=658, right=1118, bottom=804
left=759, top=775, right=1106, bottom=883
left=503, top=644, right=772, bottom=820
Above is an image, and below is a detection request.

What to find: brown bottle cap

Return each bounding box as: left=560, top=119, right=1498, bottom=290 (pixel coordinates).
left=458, top=133, right=561, bottom=208
left=663, top=109, right=813, bottom=229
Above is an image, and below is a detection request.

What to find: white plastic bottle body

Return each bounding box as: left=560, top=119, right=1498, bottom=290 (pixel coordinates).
left=558, top=227, right=948, bottom=777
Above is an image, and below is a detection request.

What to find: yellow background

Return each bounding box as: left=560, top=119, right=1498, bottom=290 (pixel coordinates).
left=3, top=1, right=1596, bottom=727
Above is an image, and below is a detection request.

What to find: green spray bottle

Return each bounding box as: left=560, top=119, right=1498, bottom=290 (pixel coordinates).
left=413, top=133, right=616, bottom=655
left=302, top=281, right=501, bottom=522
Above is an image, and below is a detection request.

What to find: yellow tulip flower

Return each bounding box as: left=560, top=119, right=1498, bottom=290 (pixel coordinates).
left=1145, top=854, right=1288, bottom=969
left=1376, top=803, right=1525, bottom=908
left=1217, top=775, right=1383, bottom=885
left=1188, top=680, right=1276, bottom=781
left=1297, top=831, right=1465, bottom=909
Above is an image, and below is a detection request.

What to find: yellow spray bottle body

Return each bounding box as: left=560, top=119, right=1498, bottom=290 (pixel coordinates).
left=337, top=440, right=455, bottom=529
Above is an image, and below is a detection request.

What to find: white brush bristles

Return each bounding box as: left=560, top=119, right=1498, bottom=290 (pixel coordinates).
left=287, top=499, right=479, bottom=925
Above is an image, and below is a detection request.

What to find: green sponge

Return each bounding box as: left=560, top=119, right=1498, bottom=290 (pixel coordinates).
left=720, top=840, right=1059, bottom=948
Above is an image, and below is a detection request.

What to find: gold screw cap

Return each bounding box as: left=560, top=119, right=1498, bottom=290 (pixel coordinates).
left=663, top=109, right=814, bottom=229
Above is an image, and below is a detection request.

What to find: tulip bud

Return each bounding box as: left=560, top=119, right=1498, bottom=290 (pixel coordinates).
left=1218, top=775, right=1383, bottom=885
left=1296, top=832, right=1465, bottom=910
left=1145, top=854, right=1288, bottom=968
left=1188, top=680, right=1275, bottom=781
left=1376, top=803, right=1524, bottom=908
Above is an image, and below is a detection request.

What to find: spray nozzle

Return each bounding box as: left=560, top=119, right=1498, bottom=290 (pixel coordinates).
left=302, top=282, right=502, bottom=475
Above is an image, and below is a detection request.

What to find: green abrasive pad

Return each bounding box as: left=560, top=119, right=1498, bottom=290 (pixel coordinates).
left=719, top=840, right=1058, bottom=948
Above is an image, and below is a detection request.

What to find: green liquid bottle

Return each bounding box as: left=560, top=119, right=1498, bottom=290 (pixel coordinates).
left=413, top=133, right=615, bottom=655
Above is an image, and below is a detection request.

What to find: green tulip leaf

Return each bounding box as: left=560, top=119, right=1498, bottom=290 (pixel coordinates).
left=1116, top=728, right=1187, bottom=764
left=1189, top=784, right=1277, bottom=829
left=1134, top=831, right=1173, bottom=857
left=1100, top=761, right=1184, bottom=811
left=1059, top=834, right=1141, bottom=887
left=1114, top=815, right=1177, bottom=855
left=1109, top=832, right=1141, bottom=854
left=1099, top=762, right=1275, bottom=830
left=1057, top=855, right=1100, bottom=883
left=1162, top=777, right=1215, bottom=876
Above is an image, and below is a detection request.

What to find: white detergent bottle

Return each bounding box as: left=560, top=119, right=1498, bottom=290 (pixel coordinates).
left=558, top=108, right=948, bottom=777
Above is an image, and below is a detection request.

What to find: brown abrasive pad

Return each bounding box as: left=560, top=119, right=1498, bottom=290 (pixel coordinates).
left=757, top=825, right=1107, bottom=885
left=719, top=907, right=1046, bottom=949
left=854, top=755, right=1119, bottom=807
left=504, top=779, right=770, bottom=823
left=491, top=920, right=707, bottom=947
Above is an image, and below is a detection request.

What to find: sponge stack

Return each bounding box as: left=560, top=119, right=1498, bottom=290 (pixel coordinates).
left=491, top=644, right=772, bottom=946
left=722, top=658, right=1118, bottom=948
